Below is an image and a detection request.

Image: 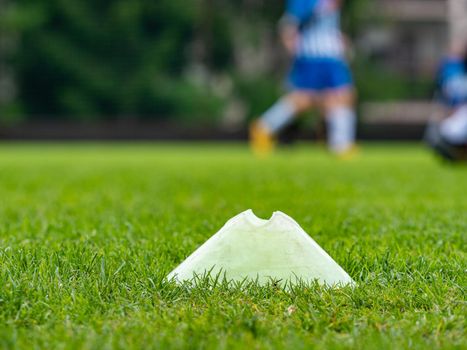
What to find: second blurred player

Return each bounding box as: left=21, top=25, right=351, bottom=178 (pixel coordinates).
left=426, top=42, right=467, bottom=162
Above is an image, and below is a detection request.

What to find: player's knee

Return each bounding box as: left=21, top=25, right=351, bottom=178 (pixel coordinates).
left=323, top=90, right=354, bottom=113
left=285, top=93, right=314, bottom=113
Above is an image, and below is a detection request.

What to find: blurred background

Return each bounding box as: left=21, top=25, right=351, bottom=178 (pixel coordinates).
left=0, top=0, right=466, bottom=140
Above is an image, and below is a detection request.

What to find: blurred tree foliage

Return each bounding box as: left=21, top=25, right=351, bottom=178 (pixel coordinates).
left=0, top=0, right=431, bottom=123
left=1, top=0, right=228, bottom=120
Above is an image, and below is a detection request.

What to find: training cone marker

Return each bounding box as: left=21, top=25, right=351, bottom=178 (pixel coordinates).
left=168, top=210, right=354, bottom=287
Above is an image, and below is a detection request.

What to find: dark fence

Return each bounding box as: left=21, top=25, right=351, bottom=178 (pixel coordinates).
left=0, top=120, right=426, bottom=141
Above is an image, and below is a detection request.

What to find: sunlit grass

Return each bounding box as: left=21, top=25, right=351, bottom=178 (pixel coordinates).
left=0, top=143, right=465, bottom=349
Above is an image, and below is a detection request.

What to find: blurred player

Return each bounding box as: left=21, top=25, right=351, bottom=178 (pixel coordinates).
left=426, top=43, right=467, bottom=161
left=249, top=0, right=357, bottom=157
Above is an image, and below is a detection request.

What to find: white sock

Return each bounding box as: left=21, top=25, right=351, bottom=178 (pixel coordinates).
left=327, top=107, right=356, bottom=152
left=440, top=105, right=467, bottom=144
left=260, top=99, right=296, bottom=134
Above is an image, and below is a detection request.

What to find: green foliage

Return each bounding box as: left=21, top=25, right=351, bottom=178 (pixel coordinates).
left=0, top=143, right=466, bottom=349
left=4, top=0, right=225, bottom=120
left=354, top=59, right=434, bottom=101
left=0, top=0, right=435, bottom=122
left=3, top=0, right=277, bottom=121
left=341, top=0, right=372, bottom=36
left=234, top=74, right=283, bottom=120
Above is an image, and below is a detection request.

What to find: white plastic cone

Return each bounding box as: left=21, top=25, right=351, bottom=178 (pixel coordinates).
left=168, top=210, right=354, bottom=287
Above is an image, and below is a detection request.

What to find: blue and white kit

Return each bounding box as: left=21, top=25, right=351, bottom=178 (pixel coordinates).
left=438, top=57, right=467, bottom=107
left=437, top=57, right=467, bottom=145
left=259, top=0, right=356, bottom=152
left=284, top=0, right=353, bottom=92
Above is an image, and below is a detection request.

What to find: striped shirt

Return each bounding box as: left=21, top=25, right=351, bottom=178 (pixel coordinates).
left=285, top=0, right=345, bottom=59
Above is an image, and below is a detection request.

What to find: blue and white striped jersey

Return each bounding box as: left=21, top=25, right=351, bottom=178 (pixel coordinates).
left=285, top=0, right=344, bottom=59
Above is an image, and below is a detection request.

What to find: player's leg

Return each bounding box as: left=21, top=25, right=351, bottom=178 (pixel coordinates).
left=439, top=104, right=467, bottom=144
left=322, top=60, right=357, bottom=157
left=257, top=91, right=314, bottom=133
left=323, top=88, right=356, bottom=155
left=250, top=91, right=314, bottom=155
left=426, top=104, right=467, bottom=161
left=425, top=121, right=459, bottom=161
left=250, top=55, right=324, bottom=155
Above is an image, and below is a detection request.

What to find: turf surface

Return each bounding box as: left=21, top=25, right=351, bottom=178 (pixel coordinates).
left=0, top=143, right=465, bottom=349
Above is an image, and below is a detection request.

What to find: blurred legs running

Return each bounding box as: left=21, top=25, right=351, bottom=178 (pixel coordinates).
left=250, top=89, right=357, bottom=157
left=250, top=93, right=312, bottom=156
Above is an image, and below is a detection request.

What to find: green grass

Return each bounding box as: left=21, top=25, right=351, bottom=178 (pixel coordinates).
left=0, top=143, right=465, bottom=350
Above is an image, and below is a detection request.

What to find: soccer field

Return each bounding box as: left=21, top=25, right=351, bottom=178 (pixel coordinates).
left=0, top=143, right=465, bottom=349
